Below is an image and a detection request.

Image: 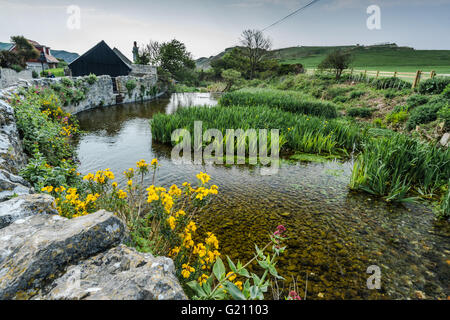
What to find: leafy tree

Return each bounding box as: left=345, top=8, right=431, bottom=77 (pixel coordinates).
left=240, top=29, right=272, bottom=79
left=211, top=47, right=250, bottom=80
left=159, top=39, right=196, bottom=81
left=221, top=69, right=241, bottom=91
left=0, top=51, right=23, bottom=69
left=318, top=49, right=352, bottom=79
left=137, top=40, right=161, bottom=66
left=11, top=36, right=39, bottom=67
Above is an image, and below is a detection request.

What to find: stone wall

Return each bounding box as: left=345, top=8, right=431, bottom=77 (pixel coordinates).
left=0, top=67, right=33, bottom=89
left=9, top=73, right=160, bottom=115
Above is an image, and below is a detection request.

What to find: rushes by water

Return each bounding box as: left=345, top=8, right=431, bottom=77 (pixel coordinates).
left=219, top=88, right=339, bottom=119
left=350, top=133, right=450, bottom=208
left=151, top=105, right=362, bottom=156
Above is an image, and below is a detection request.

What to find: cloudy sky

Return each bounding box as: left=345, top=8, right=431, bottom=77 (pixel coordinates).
left=1, top=0, right=449, bottom=59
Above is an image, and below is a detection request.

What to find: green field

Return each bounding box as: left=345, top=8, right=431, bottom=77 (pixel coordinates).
left=273, top=45, right=450, bottom=74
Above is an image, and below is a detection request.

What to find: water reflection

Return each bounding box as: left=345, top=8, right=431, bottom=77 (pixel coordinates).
left=76, top=93, right=449, bottom=300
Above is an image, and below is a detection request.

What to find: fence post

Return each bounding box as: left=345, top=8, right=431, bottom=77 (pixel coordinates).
left=431, top=70, right=436, bottom=78
left=412, top=70, right=421, bottom=89
left=376, top=70, right=379, bottom=78
left=393, top=71, right=397, bottom=78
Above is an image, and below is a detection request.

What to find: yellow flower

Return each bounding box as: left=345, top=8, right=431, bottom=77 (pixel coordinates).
left=234, top=281, right=243, bottom=290
left=83, top=173, right=94, bottom=181
left=186, top=221, right=197, bottom=233
left=175, top=210, right=186, bottom=218
left=41, top=186, right=54, bottom=193
left=112, top=182, right=118, bottom=188
left=226, top=272, right=236, bottom=282
left=167, top=216, right=176, bottom=230
left=136, top=159, right=149, bottom=169
left=205, top=232, right=219, bottom=249
left=170, top=246, right=180, bottom=257
left=168, top=184, right=182, bottom=197
left=196, top=172, right=211, bottom=185
left=127, top=180, right=133, bottom=187
left=117, top=189, right=127, bottom=199
left=198, top=274, right=209, bottom=286
left=151, top=158, right=158, bottom=166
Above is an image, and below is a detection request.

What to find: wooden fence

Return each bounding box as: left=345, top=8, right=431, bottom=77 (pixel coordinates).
left=306, top=68, right=450, bottom=88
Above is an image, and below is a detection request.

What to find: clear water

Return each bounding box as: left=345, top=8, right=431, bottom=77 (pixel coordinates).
left=76, top=93, right=450, bottom=300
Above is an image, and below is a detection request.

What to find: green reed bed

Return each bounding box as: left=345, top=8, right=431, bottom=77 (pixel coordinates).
left=350, top=133, right=450, bottom=212
left=151, top=105, right=363, bottom=156
left=219, top=88, right=339, bottom=119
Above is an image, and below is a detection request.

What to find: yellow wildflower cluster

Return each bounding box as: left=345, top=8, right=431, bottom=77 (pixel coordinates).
left=181, top=263, right=196, bottom=279
left=83, top=169, right=115, bottom=184
left=195, top=185, right=219, bottom=200
left=196, top=172, right=211, bottom=185
left=136, top=159, right=149, bottom=171
left=198, top=274, right=209, bottom=286
left=42, top=186, right=100, bottom=218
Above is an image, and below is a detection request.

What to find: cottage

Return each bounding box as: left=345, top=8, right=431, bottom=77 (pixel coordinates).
left=9, top=39, right=59, bottom=71
left=69, top=41, right=132, bottom=77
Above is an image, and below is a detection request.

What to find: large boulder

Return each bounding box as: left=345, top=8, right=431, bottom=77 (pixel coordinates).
left=0, top=210, right=126, bottom=299
left=37, top=245, right=187, bottom=300
left=0, top=194, right=57, bottom=229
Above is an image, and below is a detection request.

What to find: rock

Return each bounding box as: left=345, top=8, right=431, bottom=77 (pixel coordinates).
left=0, top=99, right=27, bottom=174
left=0, top=194, right=57, bottom=229
left=0, top=210, right=126, bottom=299
left=37, top=245, right=187, bottom=300
left=440, top=133, right=449, bottom=147
left=0, top=169, right=32, bottom=202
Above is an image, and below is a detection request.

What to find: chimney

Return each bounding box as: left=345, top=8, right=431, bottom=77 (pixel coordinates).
left=132, top=41, right=139, bottom=63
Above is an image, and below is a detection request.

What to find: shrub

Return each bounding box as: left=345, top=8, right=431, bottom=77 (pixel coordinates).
left=442, top=84, right=450, bottom=100
left=406, top=103, right=442, bottom=130
left=349, top=90, right=366, bottom=99
left=61, top=77, right=74, bottom=87
left=332, top=95, right=348, bottom=103
left=437, top=104, right=450, bottom=130
left=126, top=79, right=137, bottom=97
left=32, top=70, right=39, bottom=79
left=347, top=107, right=373, bottom=118
left=220, top=88, right=338, bottom=119
left=372, top=77, right=411, bottom=90
left=406, top=94, right=429, bottom=108
left=385, top=110, right=409, bottom=125
left=86, top=73, right=98, bottom=85
left=11, top=86, right=81, bottom=190
left=418, top=77, right=450, bottom=95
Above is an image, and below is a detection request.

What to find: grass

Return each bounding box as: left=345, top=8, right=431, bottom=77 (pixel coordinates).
left=271, top=45, right=450, bottom=74
left=219, top=88, right=338, bottom=119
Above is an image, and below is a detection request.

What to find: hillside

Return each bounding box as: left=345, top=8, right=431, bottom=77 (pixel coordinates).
left=0, top=42, right=79, bottom=63
left=197, top=44, right=450, bottom=74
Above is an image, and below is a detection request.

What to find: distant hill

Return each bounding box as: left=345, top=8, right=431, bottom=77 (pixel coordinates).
left=197, top=44, right=450, bottom=74
left=0, top=42, right=79, bottom=63
left=51, top=50, right=79, bottom=63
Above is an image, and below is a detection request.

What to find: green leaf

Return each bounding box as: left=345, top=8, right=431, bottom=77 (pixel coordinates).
left=237, top=267, right=250, bottom=278
left=258, top=260, right=269, bottom=269
left=187, top=280, right=206, bottom=298
left=227, top=256, right=237, bottom=273
left=225, top=281, right=246, bottom=300
left=213, top=257, right=226, bottom=281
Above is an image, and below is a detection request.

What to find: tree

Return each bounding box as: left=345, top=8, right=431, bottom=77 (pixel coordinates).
left=10, top=36, right=39, bottom=67
left=0, top=51, right=23, bottom=70
left=318, top=49, right=352, bottom=79
left=221, top=69, right=241, bottom=91
left=211, top=47, right=250, bottom=80
left=159, top=39, right=195, bottom=81
left=138, top=40, right=161, bottom=66
left=240, top=29, right=272, bottom=79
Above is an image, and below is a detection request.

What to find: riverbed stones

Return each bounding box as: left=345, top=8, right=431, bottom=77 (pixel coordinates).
left=0, top=210, right=126, bottom=299
left=0, top=194, right=56, bottom=229
left=37, top=245, right=187, bottom=300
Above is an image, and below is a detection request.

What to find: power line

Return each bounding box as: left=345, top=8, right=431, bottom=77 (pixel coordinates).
left=262, top=0, right=322, bottom=32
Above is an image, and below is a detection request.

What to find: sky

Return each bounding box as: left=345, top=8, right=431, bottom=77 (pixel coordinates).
left=1, top=0, right=450, bottom=60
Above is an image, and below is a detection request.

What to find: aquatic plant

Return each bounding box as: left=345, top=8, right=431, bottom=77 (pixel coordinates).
left=151, top=105, right=364, bottom=157
left=350, top=133, right=450, bottom=206
left=219, top=88, right=338, bottom=119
